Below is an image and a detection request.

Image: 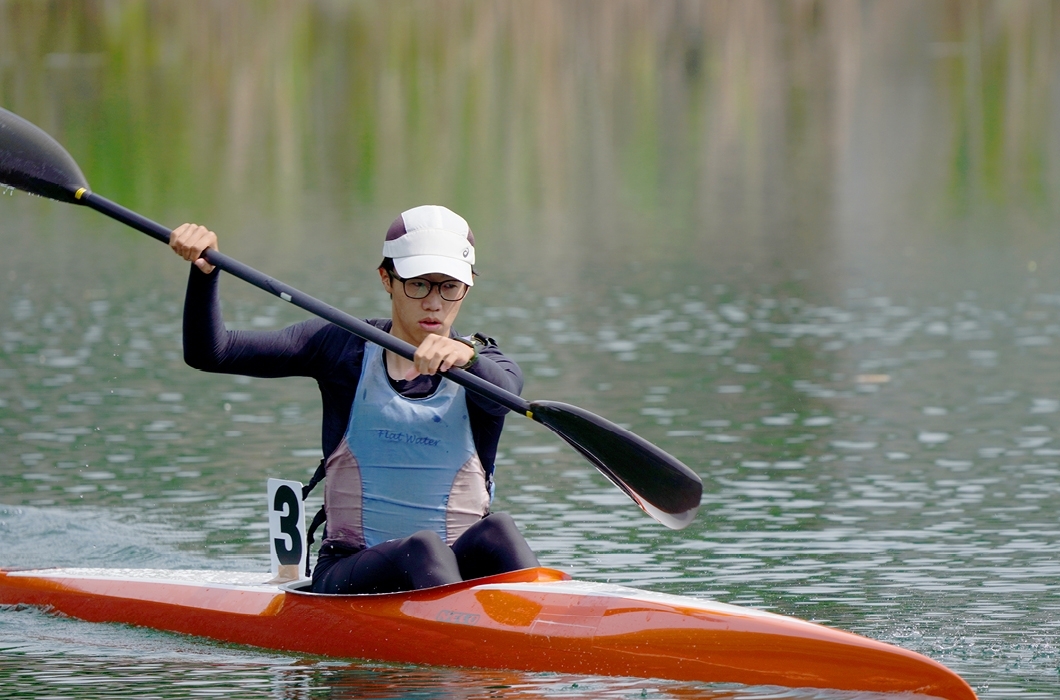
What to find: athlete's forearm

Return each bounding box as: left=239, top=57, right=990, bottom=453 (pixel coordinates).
left=182, top=266, right=228, bottom=370
left=463, top=345, right=523, bottom=415
left=181, top=266, right=330, bottom=378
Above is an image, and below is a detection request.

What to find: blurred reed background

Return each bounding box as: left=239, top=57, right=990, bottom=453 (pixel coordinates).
left=1, top=0, right=1056, bottom=289
left=3, top=3, right=1060, bottom=695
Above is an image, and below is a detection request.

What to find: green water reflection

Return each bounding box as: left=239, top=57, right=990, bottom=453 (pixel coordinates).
left=2, top=1, right=1060, bottom=697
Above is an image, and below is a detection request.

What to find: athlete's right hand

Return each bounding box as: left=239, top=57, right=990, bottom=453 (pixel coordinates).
left=170, top=223, right=219, bottom=274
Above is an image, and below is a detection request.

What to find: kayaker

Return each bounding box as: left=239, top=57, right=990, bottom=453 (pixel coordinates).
left=169, top=205, right=539, bottom=594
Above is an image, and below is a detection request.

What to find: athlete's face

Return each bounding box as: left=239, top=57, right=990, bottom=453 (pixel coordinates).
left=379, top=269, right=465, bottom=345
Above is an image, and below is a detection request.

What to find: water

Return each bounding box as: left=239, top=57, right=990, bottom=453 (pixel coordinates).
left=2, top=1, right=1060, bottom=697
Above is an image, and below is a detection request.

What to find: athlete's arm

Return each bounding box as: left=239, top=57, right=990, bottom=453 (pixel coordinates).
left=172, top=223, right=368, bottom=379
left=170, top=223, right=217, bottom=274
left=461, top=338, right=523, bottom=416
left=406, top=334, right=476, bottom=378
left=182, top=265, right=342, bottom=378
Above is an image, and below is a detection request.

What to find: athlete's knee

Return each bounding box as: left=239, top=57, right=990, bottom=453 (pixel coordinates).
left=453, top=513, right=538, bottom=580
left=475, top=512, right=519, bottom=543
left=397, top=530, right=462, bottom=588
left=403, top=530, right=450, bottom=561
left=484, top=511, right=516, bottom=529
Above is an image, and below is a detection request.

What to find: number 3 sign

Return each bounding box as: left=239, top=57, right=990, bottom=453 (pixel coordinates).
left=267, top=478, right=307, bottom=583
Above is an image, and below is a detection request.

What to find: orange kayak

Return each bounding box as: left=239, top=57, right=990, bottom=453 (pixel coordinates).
left=0, top=566, right=975, bottom=699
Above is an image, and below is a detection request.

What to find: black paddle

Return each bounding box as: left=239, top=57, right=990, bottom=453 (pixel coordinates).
left=0, top=106, right=703, bottom=529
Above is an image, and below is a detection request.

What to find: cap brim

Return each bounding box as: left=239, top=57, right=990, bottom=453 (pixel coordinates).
left=392, top=255, right=475, bottom=286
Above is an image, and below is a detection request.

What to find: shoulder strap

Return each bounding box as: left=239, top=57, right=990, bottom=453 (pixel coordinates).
left=304, top=506, right=327, bottom=576
left=301, top=458, right=328, bottom=577
left=302, top=458, right=326, bottom=499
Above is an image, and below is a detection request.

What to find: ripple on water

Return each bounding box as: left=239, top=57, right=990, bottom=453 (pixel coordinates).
left=6, top=261, right=1060, bottom=694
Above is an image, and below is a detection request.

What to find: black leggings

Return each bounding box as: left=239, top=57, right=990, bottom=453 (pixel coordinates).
left=311, top=512, right=539, bottom=594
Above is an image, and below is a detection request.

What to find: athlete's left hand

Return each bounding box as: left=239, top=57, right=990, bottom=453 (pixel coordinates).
left=407, top=335, right=475, bottom=379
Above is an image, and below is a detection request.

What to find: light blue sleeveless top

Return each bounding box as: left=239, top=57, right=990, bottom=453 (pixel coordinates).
left=323, top=342, right=490, bottom=549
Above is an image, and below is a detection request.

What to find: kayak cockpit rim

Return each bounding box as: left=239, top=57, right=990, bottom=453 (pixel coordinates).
left=277, top=566, right=571, bottom=597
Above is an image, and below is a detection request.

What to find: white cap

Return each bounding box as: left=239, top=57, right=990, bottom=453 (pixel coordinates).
left=382, top=205, right=476, bottom=286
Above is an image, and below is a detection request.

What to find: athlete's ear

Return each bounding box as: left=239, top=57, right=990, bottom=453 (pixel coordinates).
left=378, top=268, right=393, bottom=297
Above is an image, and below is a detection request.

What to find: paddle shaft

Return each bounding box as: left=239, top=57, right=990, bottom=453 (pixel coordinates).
left=0, top=105, right=701, bottom=527
left=79, top=191, right=532, bottom=417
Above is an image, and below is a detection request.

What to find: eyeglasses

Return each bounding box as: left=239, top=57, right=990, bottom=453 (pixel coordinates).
left=388, top=272, right=469, bottom=301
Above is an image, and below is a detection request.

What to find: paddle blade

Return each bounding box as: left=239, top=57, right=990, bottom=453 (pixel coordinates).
left=0, top=107, right=89, bottom=203
left=528, top=400, right=702, bottom=529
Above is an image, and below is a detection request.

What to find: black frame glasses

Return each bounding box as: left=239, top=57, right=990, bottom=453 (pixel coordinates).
left=388, top=272, right=469, bottom=302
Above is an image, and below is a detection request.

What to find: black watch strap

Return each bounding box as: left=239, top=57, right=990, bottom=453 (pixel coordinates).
left=454, top=336, right=480, bottom=370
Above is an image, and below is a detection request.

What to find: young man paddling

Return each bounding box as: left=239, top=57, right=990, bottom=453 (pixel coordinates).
left=170, top=205, right=539, bottom=594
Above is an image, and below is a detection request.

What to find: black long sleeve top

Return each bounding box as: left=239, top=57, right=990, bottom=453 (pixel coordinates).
left=182, top=267, right=523, bottom=475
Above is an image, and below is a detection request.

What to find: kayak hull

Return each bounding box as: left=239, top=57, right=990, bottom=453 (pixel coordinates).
left=0, top=566, right=975, bottom=699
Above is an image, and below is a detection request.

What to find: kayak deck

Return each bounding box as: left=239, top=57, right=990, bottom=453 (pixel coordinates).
left=0, top=566, right=975, bottom=699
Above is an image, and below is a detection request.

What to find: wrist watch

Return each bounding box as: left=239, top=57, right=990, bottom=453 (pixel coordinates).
left=454, top=335, right=482, bottom=370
